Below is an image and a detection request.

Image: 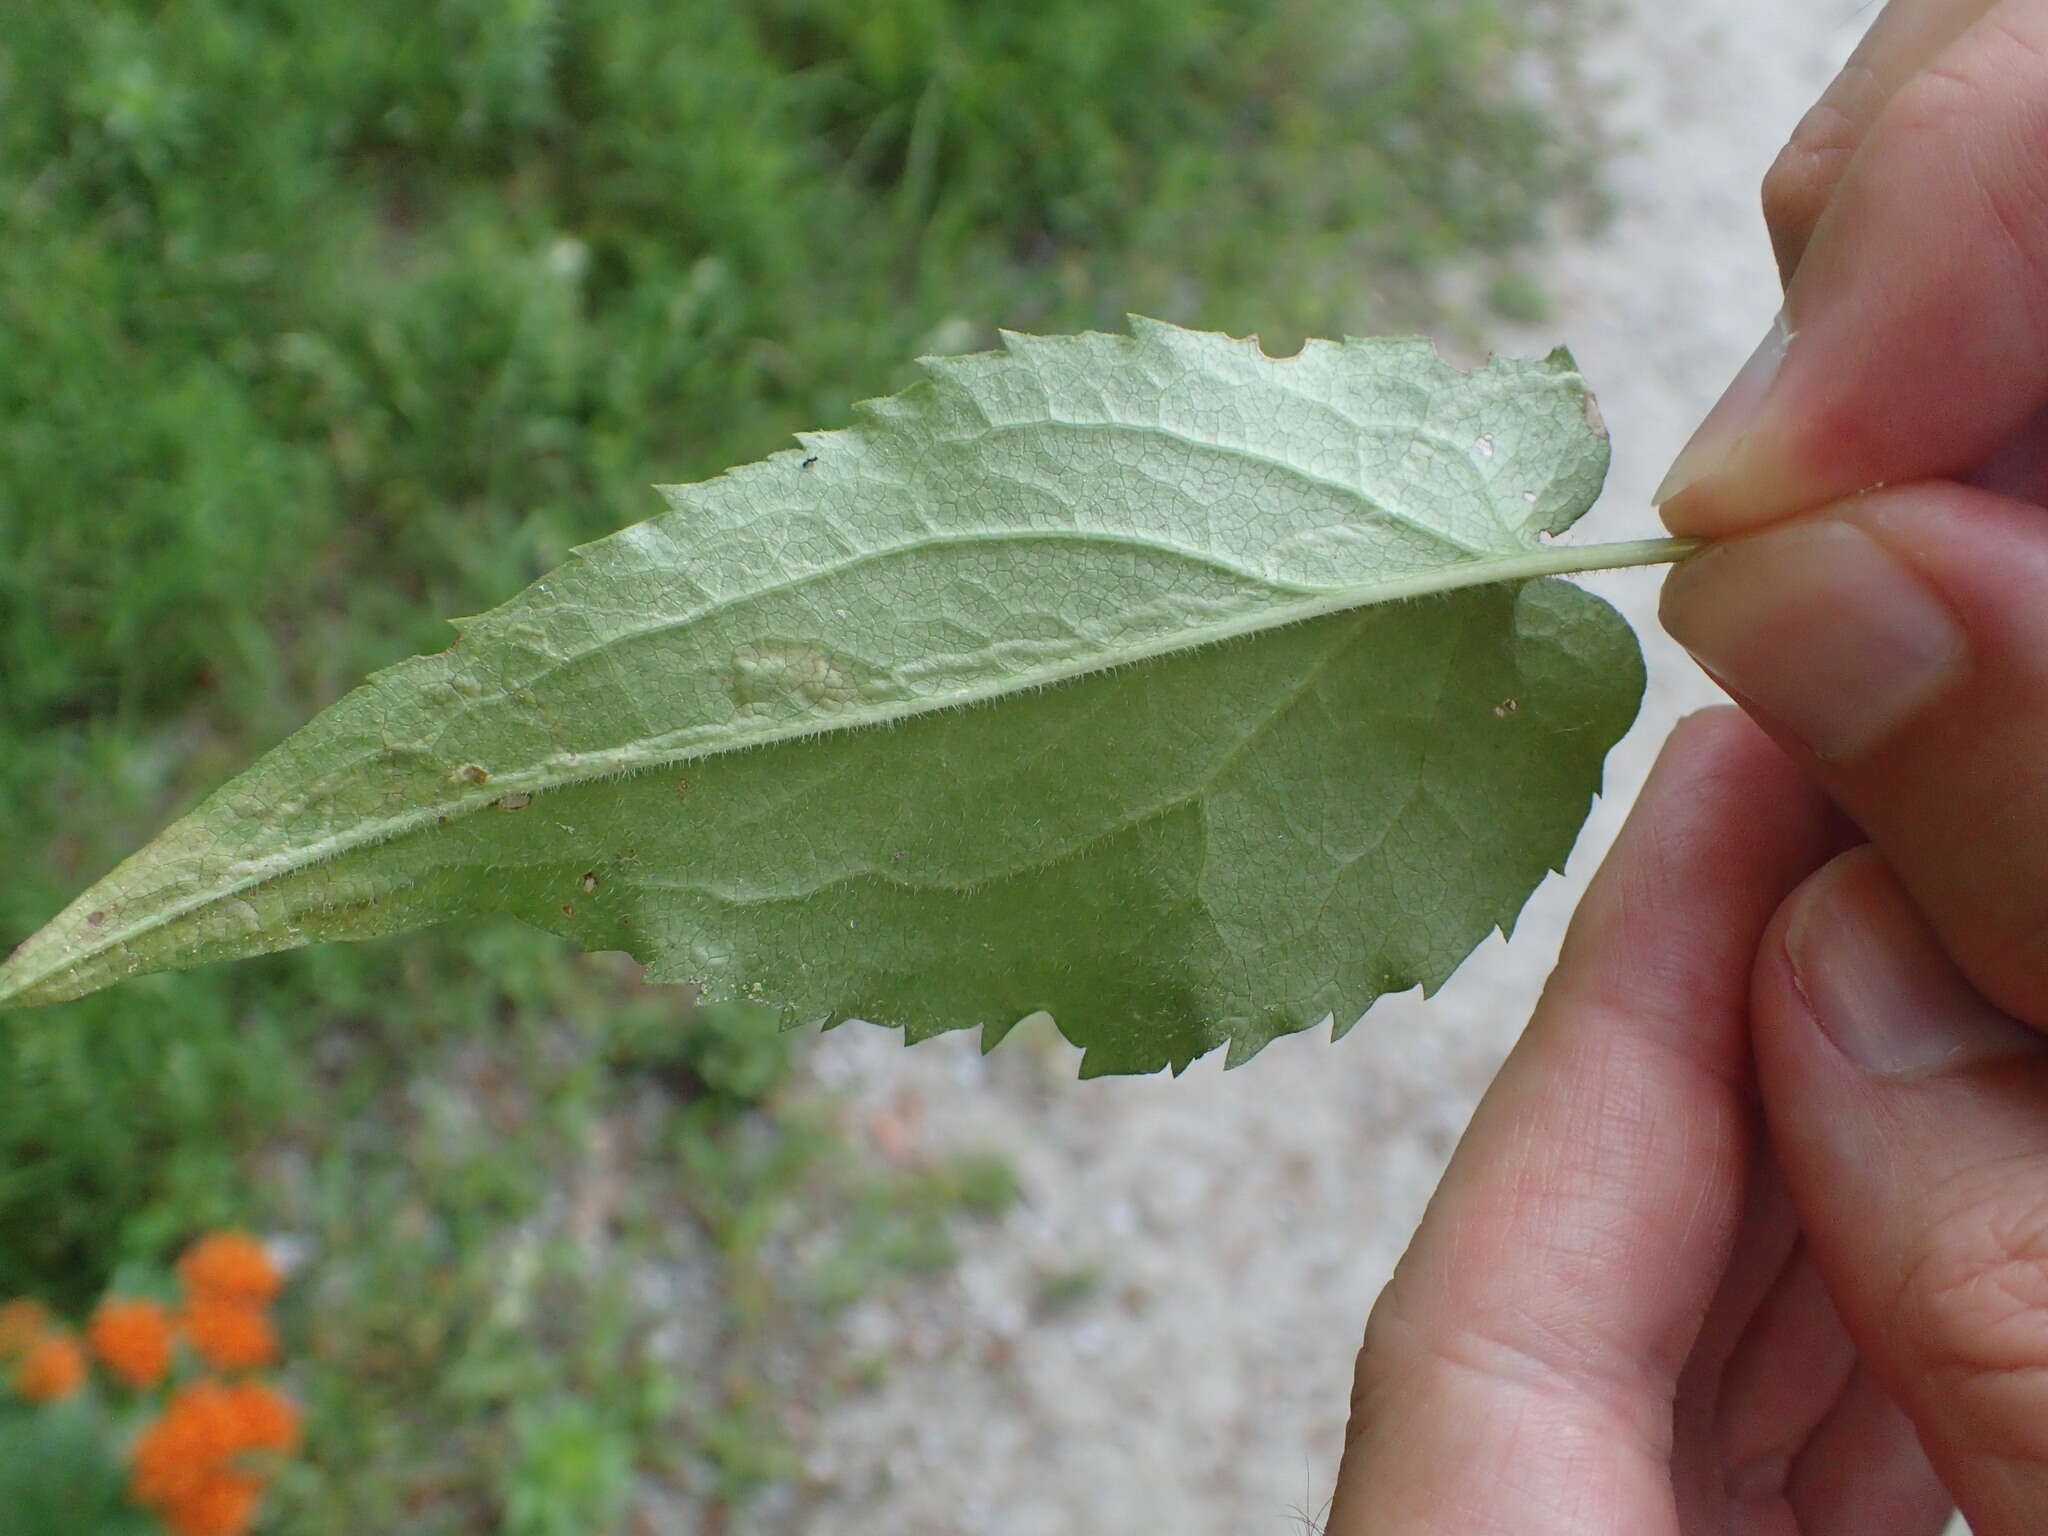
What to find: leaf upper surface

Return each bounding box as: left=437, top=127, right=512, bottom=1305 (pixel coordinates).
left=0, top=320, right=1642, bottom=1073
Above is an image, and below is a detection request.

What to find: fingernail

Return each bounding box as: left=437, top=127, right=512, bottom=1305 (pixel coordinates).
left=1659, top=520, right=1965, bottom=761
left=1654, top=313, right=1791, bottom=506
left=1787, top=851, right=2043, bottom=1079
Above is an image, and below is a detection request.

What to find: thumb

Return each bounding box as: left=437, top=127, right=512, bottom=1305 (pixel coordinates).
left=1660, top=483, right=2048, bottom=1031
left=1754, top=846, right=2048, bottom=1534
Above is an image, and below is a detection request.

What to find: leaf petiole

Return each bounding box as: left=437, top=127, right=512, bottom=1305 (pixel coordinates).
left=1515, top=535, right=1704, bottom=577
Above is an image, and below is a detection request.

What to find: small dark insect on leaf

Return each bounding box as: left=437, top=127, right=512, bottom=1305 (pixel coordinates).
left=801, top=455, right=819, bottom=469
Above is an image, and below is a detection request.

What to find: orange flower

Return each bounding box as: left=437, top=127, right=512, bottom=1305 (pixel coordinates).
left=176, top=1233, right=280, bottom=1306
left=219, top=1379, right=298, bottom=1452
left=180, top=1296, right=277, bottom=1372
left=88, top=1298, right=175, bottom=1389
left=131, top=1379, right=293, bottom=1536
left=159, top=1472, right=261, bottom=1536
left=13, top=1331, right=86, bottom=1402
left=0, top=1297, right=48, bottom=1356
left=132, top=1381, right=241, bottom=1509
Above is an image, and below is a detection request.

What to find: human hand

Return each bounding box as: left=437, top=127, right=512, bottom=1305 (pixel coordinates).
left=1652, top=0, right=2048, bottom=1037
left=1645, top=4, right=2048, bottom=1529
left=1326, top=710, right=1952, bottom=1534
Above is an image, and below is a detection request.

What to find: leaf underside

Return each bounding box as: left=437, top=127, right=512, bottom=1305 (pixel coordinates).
left=0, top=319, right=1644, bottom=1075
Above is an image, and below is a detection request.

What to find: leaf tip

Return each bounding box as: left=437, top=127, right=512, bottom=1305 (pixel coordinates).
left=0, top=941, right=74, bottom=1014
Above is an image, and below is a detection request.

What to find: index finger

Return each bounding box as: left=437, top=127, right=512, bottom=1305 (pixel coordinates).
left=1661, top=0, right=2048, bottom=535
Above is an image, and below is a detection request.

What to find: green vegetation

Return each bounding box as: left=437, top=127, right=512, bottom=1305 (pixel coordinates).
left=0, top=0, right=1600, bottom=1524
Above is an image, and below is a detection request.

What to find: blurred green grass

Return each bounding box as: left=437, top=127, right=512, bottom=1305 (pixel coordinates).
left=0, top=0, right=1601, bottom=1525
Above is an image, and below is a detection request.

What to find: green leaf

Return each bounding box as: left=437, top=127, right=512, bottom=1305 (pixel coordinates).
left=0, top=320, right=1645, bottom=1074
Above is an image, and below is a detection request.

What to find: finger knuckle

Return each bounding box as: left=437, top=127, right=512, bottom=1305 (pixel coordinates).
left=1759, top=150, right=1829, bottom=250
left=1896, top=1166, right=2048, bottom=1461
left=1348, top=1279, right=1566, bottom=1440
left=1760, top=96, right=1860, bottom=239
left=1346, top=1284, right=1421, bottom=1445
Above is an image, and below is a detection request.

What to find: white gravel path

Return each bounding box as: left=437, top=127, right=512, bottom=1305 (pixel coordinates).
left=780, top=4, right=1896, bottom=1531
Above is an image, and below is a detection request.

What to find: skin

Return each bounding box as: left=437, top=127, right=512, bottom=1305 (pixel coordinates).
left=1331, top=2, right=2048, bottom=1530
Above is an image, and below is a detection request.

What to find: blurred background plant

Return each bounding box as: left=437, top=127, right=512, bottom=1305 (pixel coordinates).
left=0, top=1232, right=297, bottom=1536
left=0, top=0, right=1603, bottom=1526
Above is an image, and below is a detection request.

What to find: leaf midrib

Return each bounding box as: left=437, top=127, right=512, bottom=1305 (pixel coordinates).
left=0, top=542, right=1593, bottom=1008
